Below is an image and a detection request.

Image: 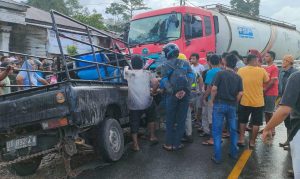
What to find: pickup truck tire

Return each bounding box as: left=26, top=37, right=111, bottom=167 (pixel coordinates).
left=9, top=157, right=42, bottom=176
left=96, top=118, right=124, bottom=162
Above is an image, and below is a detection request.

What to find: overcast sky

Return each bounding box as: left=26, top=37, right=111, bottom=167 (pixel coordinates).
left=81, top=0, right=300, bottom=30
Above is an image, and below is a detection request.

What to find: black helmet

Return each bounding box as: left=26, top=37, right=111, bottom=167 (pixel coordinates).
left=162, top=43, right=180, bottom=59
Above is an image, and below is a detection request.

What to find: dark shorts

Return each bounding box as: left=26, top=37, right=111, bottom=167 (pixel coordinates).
left=264, top=96, right=277, bottom=113
left=238, top=105, right=264, bottom=126
left=129, top=102, right=157, bottom=134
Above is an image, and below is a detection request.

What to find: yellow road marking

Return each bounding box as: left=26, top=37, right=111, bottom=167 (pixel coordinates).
left=228, top=149, right=253, bottom=179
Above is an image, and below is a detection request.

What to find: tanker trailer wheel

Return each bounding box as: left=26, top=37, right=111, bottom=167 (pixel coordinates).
left=95, top=118, right=124, bottom=162
left=9, top=157, right=42, bottom=176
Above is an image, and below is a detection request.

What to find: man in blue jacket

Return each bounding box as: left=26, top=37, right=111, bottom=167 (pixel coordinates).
left=160, top=43, right=194, bottom=151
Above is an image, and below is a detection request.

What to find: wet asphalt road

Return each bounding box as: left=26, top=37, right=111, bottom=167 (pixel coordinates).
left=77, top=124, right=292, bottom=179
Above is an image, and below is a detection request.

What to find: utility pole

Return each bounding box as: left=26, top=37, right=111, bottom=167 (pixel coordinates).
left=180, top=0, right=186, bottom=5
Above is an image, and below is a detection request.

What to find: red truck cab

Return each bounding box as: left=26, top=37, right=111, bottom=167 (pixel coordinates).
left=128, top=6, right=216, bottom=67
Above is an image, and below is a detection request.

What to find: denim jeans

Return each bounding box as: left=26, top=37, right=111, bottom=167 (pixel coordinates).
left=202, top=102, right=213, bottom=135
left=212, top=102, right=238, bottom=161
left=165, top=95, right=189, bottom=148
left=185, top=106, right=192, bottom=136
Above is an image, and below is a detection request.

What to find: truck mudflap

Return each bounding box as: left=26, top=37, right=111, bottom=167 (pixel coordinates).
left=0, top=89, right=70, bottom=130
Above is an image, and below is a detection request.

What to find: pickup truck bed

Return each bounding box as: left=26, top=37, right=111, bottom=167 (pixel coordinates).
left=0, top=80, right=129, bottom=177
left=0, top=80, right=129, bottom=132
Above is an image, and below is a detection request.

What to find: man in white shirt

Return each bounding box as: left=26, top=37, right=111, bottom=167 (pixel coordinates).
left=189, top=53, right=204, bottom=132
left=190, top=53, right=205, bottom=76
left=124, top=55, right=158, bottom=151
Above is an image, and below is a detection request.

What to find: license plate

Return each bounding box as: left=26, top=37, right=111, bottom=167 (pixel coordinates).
left=6, top=135, right=37, bottom=152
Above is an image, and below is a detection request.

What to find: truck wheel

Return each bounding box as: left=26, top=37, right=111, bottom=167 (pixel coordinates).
left=96, top=118, right=124, bottom=162
left=9, top=157, right=42, bottom=176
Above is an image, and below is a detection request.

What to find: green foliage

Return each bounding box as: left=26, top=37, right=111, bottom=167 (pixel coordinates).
left=230, top=0, right=260, bottom=16
left=65, top=0, right=83, bottom=16
left=26, top=0, right=106, bottom=30
left=105, top=18, right=127, bottom=33
left=106, top=0, right=149, bottom=20
left=27, top=0, right=82, bottom=16
left=67, top=45, right=78, bottom=56
left=105, top=0, right=149, bottom=32
left=106, top=3, right=130, bottom=21
left=73, top=9, right=107, bottom=30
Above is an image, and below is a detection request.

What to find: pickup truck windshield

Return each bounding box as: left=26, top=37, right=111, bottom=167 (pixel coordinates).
left=128, top=13, right=182, bottom=46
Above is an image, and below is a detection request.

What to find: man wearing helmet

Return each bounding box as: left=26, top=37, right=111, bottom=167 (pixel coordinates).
left=160, top=43, right=195, bottom=151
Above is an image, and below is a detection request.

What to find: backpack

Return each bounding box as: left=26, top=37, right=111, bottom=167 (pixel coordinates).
left=166, top=59, right=189, bottom=93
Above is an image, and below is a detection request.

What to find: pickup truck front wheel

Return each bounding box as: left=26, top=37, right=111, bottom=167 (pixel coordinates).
left=96, top=118, right=124, bottom=162
left=9, top=157, right=42, bottom=176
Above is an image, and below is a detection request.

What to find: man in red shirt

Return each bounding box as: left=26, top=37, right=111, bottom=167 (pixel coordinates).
left=263, top=51, right=279, bottom=135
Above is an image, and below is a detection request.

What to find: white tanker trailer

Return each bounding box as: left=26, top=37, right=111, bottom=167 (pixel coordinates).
left=210, top=4, right=300, bottom=62
left=128, top=4, right=300, bottom=65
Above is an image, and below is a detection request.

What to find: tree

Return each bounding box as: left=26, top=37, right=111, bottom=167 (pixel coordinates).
left=73, top=9, right=107, bottom=30
left=27, top=0, right=82, bottom=16
left=26, top=0, right=106, bottom=30
left=27, top=0, right=70, bottom=15
left=67, top=45, right=78, bottom=56
left=106, top=0, right=149, bottom=20
left=105, top=0, right=149, bottom=32
left=105, top=18, right=127, bottom=33
left=230, top=0, right=260, bottom=16
left=65, top=0, right=83, bottom=16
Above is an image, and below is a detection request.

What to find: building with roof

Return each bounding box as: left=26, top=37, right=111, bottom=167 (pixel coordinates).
left=0, top=0, right=114, bottom=57
left=0, top=0, right=26, bottom=53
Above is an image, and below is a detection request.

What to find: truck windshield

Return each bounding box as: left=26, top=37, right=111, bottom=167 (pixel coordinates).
left=128, top=13, right=182, bottom=46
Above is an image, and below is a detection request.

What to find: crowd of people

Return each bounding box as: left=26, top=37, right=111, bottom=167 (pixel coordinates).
left=0, top=44, right=299, bottom=178
left=124, top=43, right=299, bottom=178
left=0, top=54, right=57, bottom=95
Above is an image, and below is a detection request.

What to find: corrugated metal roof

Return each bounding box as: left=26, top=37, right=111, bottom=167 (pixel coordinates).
left=26, top=6, right=84, bottom=29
